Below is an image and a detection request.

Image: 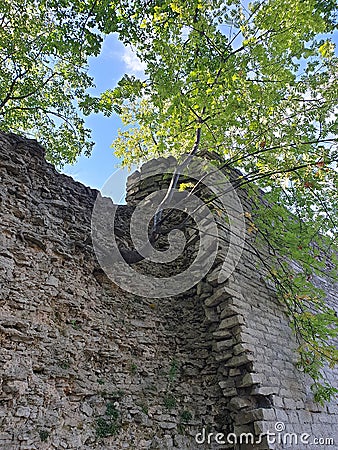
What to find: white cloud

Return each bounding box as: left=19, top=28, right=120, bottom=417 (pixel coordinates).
left=122, top=46, right=146, bottom=74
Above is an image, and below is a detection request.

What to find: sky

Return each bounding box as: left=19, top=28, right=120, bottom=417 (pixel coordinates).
left=60, top=34, right=145, bottom=203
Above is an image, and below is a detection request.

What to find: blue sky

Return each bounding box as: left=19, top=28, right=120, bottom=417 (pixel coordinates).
left=61, top=34, right=145, bottom=203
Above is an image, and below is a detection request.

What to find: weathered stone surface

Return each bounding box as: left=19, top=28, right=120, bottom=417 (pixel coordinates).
left=0, top=132, right=231, bottom=449
left=1, top=132, right=337, bottom=450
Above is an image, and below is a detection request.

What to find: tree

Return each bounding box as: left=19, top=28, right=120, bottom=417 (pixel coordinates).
left=1, top=0, right=337, bottom=402
left=0, top=0, right=117, bottom=166
left=99, top=0, right=338, bottom=402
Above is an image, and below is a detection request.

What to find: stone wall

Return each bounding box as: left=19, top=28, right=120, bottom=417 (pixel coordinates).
left=0, top=131, right=337, bottom=450
left=126, top=159, right=338, bottom=449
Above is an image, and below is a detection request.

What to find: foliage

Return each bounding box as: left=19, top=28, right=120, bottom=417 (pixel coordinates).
left=95, top=401, right=121, bottom=438
left=129, top=362, right=138, bottom=374
left=168, top=358, right=179, bottom=383
left=180, top=410, right=193, bottom=423
left=100, top=0, right=338, bottom=402
left=0, top=0, right=118, bottom=166
left=105, top=401, right=120, bottom=418
left=164, top=393, right=177, bottom=410
left=95, top=416, right=120, bottom=438
left=38, top=430, right=50, bottom=442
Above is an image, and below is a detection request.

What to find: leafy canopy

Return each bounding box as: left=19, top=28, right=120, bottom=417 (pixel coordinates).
left=101, top=0, right=338, bottom=402
left=0, top=0, right=116, bottom=165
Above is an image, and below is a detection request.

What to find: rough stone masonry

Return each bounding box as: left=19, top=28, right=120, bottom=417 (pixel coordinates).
left=0, top=131, right=337, bottom=450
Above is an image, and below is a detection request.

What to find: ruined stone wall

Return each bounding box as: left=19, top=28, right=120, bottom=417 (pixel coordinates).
left=0, top=132, right=233, bottom=449
left=0, top=131, right=337, bottom=450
